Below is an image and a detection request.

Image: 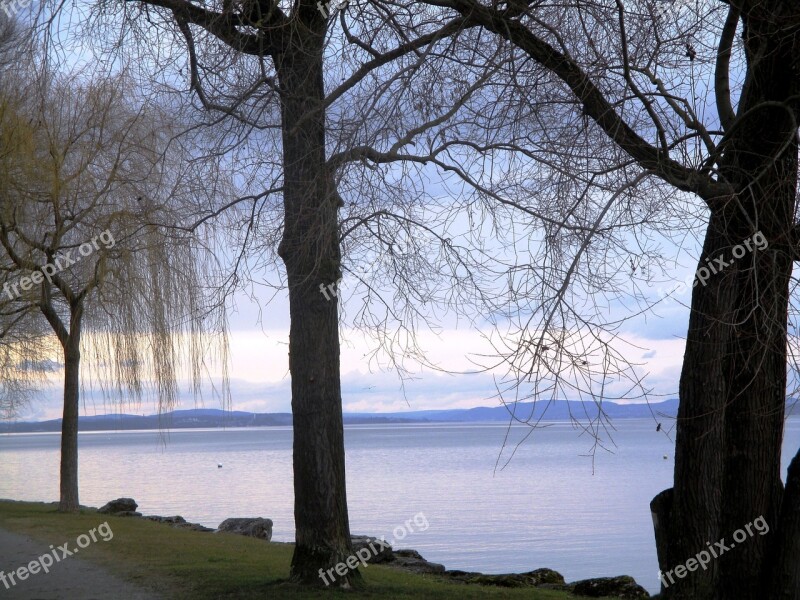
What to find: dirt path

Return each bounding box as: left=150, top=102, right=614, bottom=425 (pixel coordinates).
left=0, top=528, right=163, bottom=599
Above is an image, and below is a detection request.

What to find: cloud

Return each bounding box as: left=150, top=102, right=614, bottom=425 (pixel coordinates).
left=10, top=323, right=689, bottom=422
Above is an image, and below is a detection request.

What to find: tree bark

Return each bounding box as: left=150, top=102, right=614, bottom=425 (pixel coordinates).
left=275, top=14, right=357, bottom=586
left=657, top=4, right=800, bottom=598
left=58, top=317, right=83, bottom=513
left=663, top=212, right=733, bottom=599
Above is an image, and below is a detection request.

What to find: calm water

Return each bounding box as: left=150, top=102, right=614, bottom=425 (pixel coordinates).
left=2, top=419, right=799, bottom=594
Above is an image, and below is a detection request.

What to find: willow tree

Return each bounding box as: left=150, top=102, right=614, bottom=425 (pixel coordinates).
left=395, top=0, right=800, bottom=598
left=0, top=65, right=230, bottom=512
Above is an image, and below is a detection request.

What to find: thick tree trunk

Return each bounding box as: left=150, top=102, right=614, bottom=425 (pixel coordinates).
left=661, top=213, right=734, bottom=599
left=655, top=4, right=800, bottom=599
left=275, top=13, right=356, bottom=587
left=58, top=330, right=82, bottom=513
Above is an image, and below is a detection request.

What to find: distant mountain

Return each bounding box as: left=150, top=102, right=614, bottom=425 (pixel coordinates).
left=353, top=398, right=682, bottom=423
left=0, top=400, right=686, bottom=433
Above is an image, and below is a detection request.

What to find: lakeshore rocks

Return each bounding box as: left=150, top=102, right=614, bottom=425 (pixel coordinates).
left=95, top=499, right=213, bottom=531
left=443, top=567, right=566, bottom=588
left=145, top=515, right=186, bottom=525
left=569, top=575, right=650, bottom=599
left=351, top=535, right=394, bottom=563
left=98, top=498, right=140, bottom=516
left=431, top=563, right=648, bottom=598
left=146, top=515, right=211, bottom=531
left=347, top=539, right=444, bottom=574
left=217, top=517, right=274, bottom=541
left=390, top=549, right=445, bottom=574
left=145, top=515, right=214, bottom=532
left=178, top=522, right=215, bottom=532
left=526, top=568, right=566, bottom=587
left=93, top=503, right=649, bottom=598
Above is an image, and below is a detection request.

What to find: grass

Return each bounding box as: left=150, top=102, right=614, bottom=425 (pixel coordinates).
left=0, top=500, right=595, bottom=599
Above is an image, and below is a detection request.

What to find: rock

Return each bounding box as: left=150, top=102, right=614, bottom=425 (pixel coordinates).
left=351, top=535, right=394, bottom=563
left=525, top=568, right=566, bottom=586
left=217, top=517, right=273, bottom=541
left=570, top=575, right=650, bottom=599
left=98, top=498, right=138, bottom=515
left=114, top=511, right=142, bottom=517
left=389, top=549, right=445, bottom=574
left=144, top=516, right=187, bottom=525
left=442, top=568, right=566, bottom=588
left=393, top=549, right=422, bottom=560
left=442, top=569, right=480, bottom=583
left=143, top=515, right=213, bottom=531
left=177, top=522, right=215, bottom=532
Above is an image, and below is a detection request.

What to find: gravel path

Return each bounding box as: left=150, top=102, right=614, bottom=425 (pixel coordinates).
left=0, top=528, right=163, bottom=599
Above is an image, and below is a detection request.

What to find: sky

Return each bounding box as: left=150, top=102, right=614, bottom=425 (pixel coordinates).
left=20, top=279, right=693, bottom=421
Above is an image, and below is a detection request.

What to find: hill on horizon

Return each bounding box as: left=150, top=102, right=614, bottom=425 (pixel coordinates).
left=0, top=398, right=684, bottom=433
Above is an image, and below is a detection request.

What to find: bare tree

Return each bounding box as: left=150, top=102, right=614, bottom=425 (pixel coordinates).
left=0, top=65, right=230, bottom=512
left=384, top=1, right=800, bottom=598
left=58, top=0, right=508, bottom=583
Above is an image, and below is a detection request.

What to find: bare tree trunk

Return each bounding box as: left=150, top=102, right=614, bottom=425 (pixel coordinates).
left=657, top=5, right=800, bottom=597
left=715, top=7, right=797, bottom=598
left=275, top=21, right=357, bottom=586
left=58, top=326, right=82, bottom=513
left=663, top=214, right=732, bottom=599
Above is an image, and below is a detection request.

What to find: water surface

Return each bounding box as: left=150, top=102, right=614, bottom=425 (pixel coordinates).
left=2, top=419, right=798, bottom=594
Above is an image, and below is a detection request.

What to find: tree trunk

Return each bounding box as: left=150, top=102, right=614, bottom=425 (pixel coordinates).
left=58, top=323, right=82, bottom=513
left=661, top=212, right=734, bottom=599
left=275, top=13, right=357, bottom=587
left=655, top=4, right=800, bottom=599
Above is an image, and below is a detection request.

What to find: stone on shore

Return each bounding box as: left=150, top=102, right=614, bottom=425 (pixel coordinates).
left=351, top=535, right=394, bottom=563
left=144, top=515, right=186, bottom=525
left=98, top=498, right=139, bottom=515
left=443, top=567, right=566, bottom=588
left=144, top=515, right=214, bottom=531
left=569, top=575, right=650, bottom=598
left=390, top=549, right=445, bottom=574
left=217, top=517, right=273, bottom=541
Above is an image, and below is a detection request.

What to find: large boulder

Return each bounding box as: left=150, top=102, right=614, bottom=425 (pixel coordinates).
left=350, top=535, right=394, bottom=563
left=98, top=498, right=139, bottom=515
left=217, top=517, right=273, bottom=541
left=569, top=575, right=650, bottom=599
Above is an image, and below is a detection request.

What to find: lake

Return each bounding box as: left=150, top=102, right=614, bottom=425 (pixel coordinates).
left=2, top=419, right=799, bottom=594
